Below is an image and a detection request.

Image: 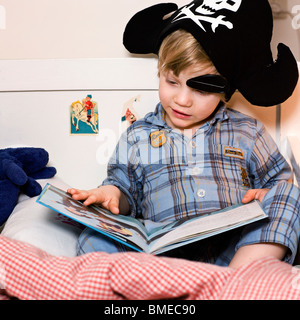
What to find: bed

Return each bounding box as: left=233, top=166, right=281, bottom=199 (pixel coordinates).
left=0, top=58, right=300, bottom=300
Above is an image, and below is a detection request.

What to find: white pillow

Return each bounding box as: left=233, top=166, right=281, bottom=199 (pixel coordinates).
left=1, top=176, right=83, bottom=257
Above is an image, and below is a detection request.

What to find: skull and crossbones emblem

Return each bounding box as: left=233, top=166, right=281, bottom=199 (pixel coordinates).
left=172, top=0, right=242, bottom=33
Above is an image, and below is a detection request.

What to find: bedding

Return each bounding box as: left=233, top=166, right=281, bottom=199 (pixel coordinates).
left=1, top=175, right=300, bottom=300
left=0, top=235, right=300, bottom=300
left=1, top=176, right=83, bottom=257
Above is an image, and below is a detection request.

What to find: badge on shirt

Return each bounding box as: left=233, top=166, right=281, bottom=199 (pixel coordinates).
left=240, top=167, right=251, bottom=187
left=150, top=130, right=167, bottom=148
left=224, top=146, right=244, bottom=159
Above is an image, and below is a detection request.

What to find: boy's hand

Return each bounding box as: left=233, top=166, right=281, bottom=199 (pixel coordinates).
left=67, top=185, right=129, bottom=215
left=242, top=188, right=269, bottom=204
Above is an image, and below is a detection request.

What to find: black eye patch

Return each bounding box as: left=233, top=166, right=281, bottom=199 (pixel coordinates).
left=186, top=75, right=230, bottom=94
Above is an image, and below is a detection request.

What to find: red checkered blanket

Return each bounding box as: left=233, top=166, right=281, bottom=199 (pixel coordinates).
left=0, top=235, right=299, bottom=300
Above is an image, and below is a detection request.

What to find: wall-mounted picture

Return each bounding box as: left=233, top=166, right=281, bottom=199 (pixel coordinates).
left=70, top=95, right=99, bottom=135
left=121, top=95, right=140, bottom=131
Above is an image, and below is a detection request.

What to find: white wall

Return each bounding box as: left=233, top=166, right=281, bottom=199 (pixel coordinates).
left=0, top=0, right=298, bottom=60
left=0, top=58, right=159, bottom=189
left=271, top=0, right=300, bottom=61
left=0, top=0, right=188, bottom=60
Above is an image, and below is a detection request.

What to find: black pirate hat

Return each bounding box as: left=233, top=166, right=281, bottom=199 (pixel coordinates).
left=123, top=0, right=299, bottom=106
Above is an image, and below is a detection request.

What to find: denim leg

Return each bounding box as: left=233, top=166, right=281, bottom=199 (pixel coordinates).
left=77, top=227, right=131, bottom=255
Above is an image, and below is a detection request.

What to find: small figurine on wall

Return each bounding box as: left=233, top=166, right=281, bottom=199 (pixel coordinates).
left=121, top=95, right=140, bottom=130
left=70, top=95, right=99, bottom=135
left=122, top=108, right=137, bottom=125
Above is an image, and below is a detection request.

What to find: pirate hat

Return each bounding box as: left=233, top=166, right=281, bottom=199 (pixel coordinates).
left=123, top=0, right=298, bottom=106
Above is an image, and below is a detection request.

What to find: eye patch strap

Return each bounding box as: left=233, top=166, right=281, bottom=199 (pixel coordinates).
left=186, top=74, right=230, bottom=94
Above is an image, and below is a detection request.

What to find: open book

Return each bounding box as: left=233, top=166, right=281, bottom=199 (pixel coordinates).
left=36, top=183, right=267, bottom=255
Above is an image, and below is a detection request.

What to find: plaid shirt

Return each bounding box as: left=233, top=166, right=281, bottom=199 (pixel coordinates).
left=102, top=102, right=292, bottom=223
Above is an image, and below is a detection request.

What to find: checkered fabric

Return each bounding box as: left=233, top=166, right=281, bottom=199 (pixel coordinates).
left=0, top=235, right=299, bottom=300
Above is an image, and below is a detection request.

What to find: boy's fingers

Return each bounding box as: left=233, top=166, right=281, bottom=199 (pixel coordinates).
left=67, top=188, right=78, bottom=195
left=70, top=190, right=89, bottom=201
left=242, top=189, right=269, bottom=203
left=67, top=187, right=121, bottom=214
left=83, top=194, right=98, bottom=206
left=242, top=189, right=256, bottom=203
left=108, top=198, right=120, bottom=215
left=256, top=189, right=269, bottom=202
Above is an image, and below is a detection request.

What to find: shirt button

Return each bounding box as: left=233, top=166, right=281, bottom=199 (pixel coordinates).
left=189, top=141, right=197, bottom=149
left=197, top=189, right=206, bottom=198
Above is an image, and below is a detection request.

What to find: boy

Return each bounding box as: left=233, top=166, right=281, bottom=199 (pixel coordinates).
left=69, top=0, right=300, bottom=268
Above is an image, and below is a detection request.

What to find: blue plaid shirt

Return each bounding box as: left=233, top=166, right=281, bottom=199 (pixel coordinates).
left=102, top=102, right=292, bottom=222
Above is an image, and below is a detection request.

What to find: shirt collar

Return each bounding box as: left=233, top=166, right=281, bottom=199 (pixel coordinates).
left=208, top=102, right=228, bottom=126
left=144, top=103, right=169, bottom=128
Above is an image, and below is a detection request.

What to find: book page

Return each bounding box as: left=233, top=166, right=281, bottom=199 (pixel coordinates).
left=37, top=184, right=150, bottom=252
left=149, top=201, right=267, bottom=254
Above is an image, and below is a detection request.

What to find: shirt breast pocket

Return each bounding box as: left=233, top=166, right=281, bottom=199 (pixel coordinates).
left=210, top=144, right=251, bottom=190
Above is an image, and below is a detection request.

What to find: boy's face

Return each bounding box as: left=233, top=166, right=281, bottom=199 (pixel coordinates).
left=159, top=65, right=221, bottom=134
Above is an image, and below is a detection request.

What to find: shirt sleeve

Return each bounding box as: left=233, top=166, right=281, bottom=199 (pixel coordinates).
left=248, top=121, right=292, bottom=189
left=101, top=129, right=141, bottom=217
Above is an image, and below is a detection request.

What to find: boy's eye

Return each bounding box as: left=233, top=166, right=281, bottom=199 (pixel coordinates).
left=194, top=89, right=209, bottom=95
left=167, top=79, right=177, bottom=85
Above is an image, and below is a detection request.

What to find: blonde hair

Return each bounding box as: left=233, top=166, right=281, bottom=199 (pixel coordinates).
left=158, top=29, right=226, bottom=102
left=158, top=29, right=218, bottom=77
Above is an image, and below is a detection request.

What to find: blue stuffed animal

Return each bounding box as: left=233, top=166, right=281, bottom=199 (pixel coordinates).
left=0, top=147, right=56, bottom=225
